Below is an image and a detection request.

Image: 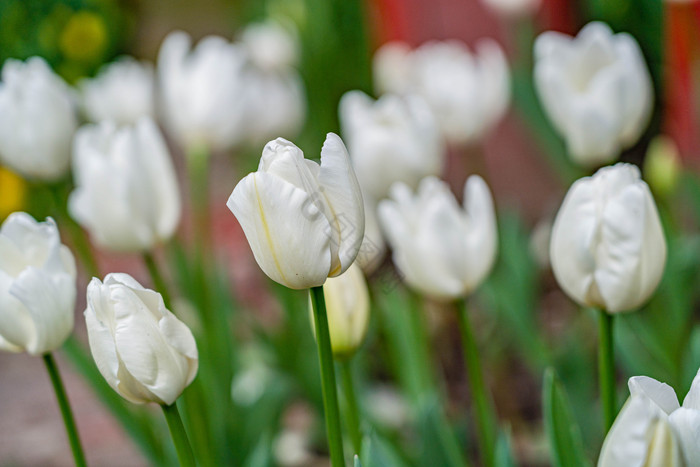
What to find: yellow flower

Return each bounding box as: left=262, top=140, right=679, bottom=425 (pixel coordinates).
left=0, top=167, right=26, bottom=221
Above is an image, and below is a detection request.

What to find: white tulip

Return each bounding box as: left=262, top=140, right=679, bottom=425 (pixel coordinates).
left=599, top=372, right=700, bottom=466
left=356, top=195, right=386, bottom=274
left=84, top=273, right=198, bottom=405
left=481, top=0, right=541, bottom=16
left=80, top=56, right=155, bottom=125
left=240, top=71, right=306, bottom=145
left=378, top=176, right=498, bottom=300
left=227, top=133, right=364, bottom=290
left=157, top=31, right=248, bottom=152
left=69, top=117, right=181, bottom=252
left=0, top=213, right=76, bottom=355
left=339, top=91, right=445, bottom=201
left=0, top=57, right=77, bottom=180
left=240, top=20, right=300, bottom=72
left=534, top=22, right=653, bottom=166
left=316, top=263, right=370, bottom=358
left=549, top=163, right=666, bottom=312
left=373, top=40, right=510, bottom=144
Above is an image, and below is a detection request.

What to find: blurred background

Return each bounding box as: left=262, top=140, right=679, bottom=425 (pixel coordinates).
left=1, top=0, right=699, bottom=465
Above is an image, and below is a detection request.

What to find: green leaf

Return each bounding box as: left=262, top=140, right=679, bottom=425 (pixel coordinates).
left=494, top=427, right=517, bottom=467
left=543, top=368, right=590, bottom=467
left=361, top=431, right=407, bottom=467
left=354, top=454, right=363, bottom=467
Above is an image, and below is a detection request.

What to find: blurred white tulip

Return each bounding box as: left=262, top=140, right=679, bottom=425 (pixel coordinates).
left=373, top=40, right=510, bottom=145
left=157, top=31, right=248, bottom=152
left=599, top=372, right=700, bottom=466
left=227, top=134, right=364, bottom=289
left=84, top=273, right=198, bottom=405
left=481, top=0, right=541, bottom=16
left=0, top=57, right=77, bottom=180
left=0, top=213, right=76, bottom=355
left=80, top=56, right=155, bottom=125
left=355, top=195, right=386, bottom=274
left=534, top=22, right=653, bottom=166
left=550, top=163, right=666, bottom=312
left=240, top=20, right=300, bottom=72
left=69, top=117, right=181, bottom=252
left=378, top=176, right=498, bottom=300
left=239, top=21, right=306, bottom=145
left=316, top=263, right=370, bottom=358
left=339, top=90, right=445, bottom=201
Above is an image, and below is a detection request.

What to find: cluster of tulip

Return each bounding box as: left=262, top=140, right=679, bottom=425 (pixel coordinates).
left=0, top=3, right=692, bottom=466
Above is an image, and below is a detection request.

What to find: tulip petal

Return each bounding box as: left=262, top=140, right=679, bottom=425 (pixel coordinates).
left=462, top=175, right=498, bottom=292
left=0, top=272, right=34, bottom=350
left=318, top=133, right=365, bottom=276
left=598, top=396, right=667, bottom=467
left=111, top=284, right=190, bottom=405
left=596, top=184, right=649, bottom=312
left=550, top=178, right=598, bottom=307
left=628, top=376, right=680, bottom=415
left=84, top=300, right=121, bottom=397
left=9, top=266, right=74, bottom=355
left=228, top=172, right=332, bottom=289
left=668, top=408, right=700, bottom=465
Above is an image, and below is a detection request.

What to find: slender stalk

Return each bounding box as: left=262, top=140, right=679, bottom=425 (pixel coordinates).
left=43, top=353, right=87, bottom=467
left=598, top=308, right=616, bottom=433
left=456, top=300, right=497, bottom=467
left=162, top=402, right=197, bottom=467
left=310, top=286, right=345, bottom=466
left=143, top=252, right=172, bottom=309
left=339, top=360, right=362, bottom=454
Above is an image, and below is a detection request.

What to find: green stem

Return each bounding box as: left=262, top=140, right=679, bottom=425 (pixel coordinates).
left=43, top=353, right=87, bottom=467
left=339, top=360, right=362, bottom=454
left=186, top=145, right=211, bottom=263
left=310, top=286, right=345, bottom=466
left=598, top=309, right=616, bottom=433
left=406, top=292, right=435, bottom=398
left=162, top=402, right=197, bottom=467
left=143, top=252, right=173, bottom=309
left=456, top=301, right=497, bottom=467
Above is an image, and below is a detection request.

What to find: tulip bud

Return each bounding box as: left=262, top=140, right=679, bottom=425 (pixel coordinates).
left=378, top=176, right=498, bottom=300
left=534, top=22, right=653, bottom=167
left=157, top=31, right=248, bottom=152
left=227, top=133, right=365, bottom=289
left=80, top=56, right=155, bottom=125
left=644, top=135, right=681, bottom=199
left=0, top=57, right=77, bottom=180
left=84, top=273, right=198, bottom=405
left=310, top=264, right=370, bottom=359
left=550, top=163, right=666, bottom=312
left=373, top=40, right=510, bottom=145
left=339, top=91, right=445, bottom=201
left=240, top=20, right=300, bottom=72
left=68, top=117, right=181, bottom=252
left=598, top=373, right=700, bottom=466
left=0, top=212, right=76, bottom=355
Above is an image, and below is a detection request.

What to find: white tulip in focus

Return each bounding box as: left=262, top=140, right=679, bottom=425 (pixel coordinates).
left=227, top=133, right=364, bottom=290
left=85, top=273, right=198, bottom=405
left=316, top=263, right=370, bottom=358
left=0, top=213, right=76, bottom=355
left=157, top=31, right=248, bottom=152
left=481, top=0, right=541, bottom=17
left=339, top=90, right=445, bottom=201
left=69, top=117, right=181, bottom=252
left=0, top=57, right=77, bottom=180
left=534, top=22, right=653, bottom=167
left=550, top=163, right=666, bottom=312
left=598, top=372, right=700, bottom=466
left=378, top=176, right=498, bottom=300
left=80, top=57, right=155, bottom=125
left=373, top=40, right=510, bottom=145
